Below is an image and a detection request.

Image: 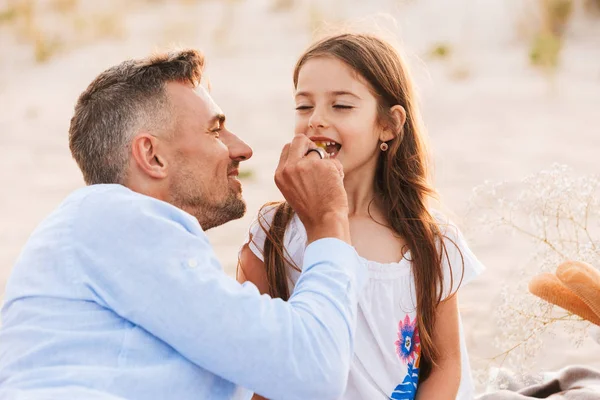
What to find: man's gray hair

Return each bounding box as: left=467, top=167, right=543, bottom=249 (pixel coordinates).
left=68, top=49, right=204, bottom=185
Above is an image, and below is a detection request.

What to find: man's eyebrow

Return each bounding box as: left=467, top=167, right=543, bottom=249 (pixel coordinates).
left=209, top=113, right=226, bottom=126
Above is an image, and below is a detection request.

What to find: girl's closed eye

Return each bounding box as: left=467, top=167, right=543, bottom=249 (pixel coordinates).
left=295, top=105, right=313, bottom=111
left=333, top=104, right=354, bottom=110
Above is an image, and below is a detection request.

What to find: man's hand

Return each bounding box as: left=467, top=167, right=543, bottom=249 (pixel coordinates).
left=274, top=135, right=351, bottom=245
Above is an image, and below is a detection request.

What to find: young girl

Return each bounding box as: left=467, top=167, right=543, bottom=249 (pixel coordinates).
left=238, top=33, right=484, bottom=400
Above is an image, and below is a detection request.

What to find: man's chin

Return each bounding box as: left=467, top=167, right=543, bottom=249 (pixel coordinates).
left=229, top=190, right=247, bottom=218
left=229, top=198, right=247, bottom=221
left=199, top=197, right=246, bottom=231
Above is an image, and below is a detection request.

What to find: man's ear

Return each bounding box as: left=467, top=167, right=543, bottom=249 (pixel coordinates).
left=380, top=105, right=407, bottom=143
left=131, top=133, right=168, bottom=179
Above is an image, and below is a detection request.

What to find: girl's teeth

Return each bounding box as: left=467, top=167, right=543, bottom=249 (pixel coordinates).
left=314, top=140, right=339, bottom=150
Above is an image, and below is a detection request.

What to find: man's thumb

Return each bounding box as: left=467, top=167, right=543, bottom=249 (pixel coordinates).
left=331, top=159, right=344, bottom=179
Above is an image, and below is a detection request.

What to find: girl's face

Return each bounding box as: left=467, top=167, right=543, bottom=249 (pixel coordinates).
left=294, top=56, right=388, bottom=177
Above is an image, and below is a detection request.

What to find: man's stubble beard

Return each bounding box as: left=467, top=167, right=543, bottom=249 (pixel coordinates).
left=196, top=189, right=246, bottom=230
left=171, top=178, right=246, bottom=231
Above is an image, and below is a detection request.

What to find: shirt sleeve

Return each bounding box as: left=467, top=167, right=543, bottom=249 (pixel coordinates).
left=245, top=205, right=307, bottom=290
left=72, top=189, right=366, bottom=400
left=246, top=204, right=279, bottom=262
left=439, top=221, right=485, bottom=299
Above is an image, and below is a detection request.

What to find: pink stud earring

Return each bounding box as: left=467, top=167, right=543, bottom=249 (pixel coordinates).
left=380, top=142, right=389, bottom=152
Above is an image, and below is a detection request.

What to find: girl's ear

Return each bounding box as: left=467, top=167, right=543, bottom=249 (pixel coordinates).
left=380, top=105, right=407, bottom=143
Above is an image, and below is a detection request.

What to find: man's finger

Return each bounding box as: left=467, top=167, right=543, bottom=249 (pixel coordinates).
left=287, top=134, right=314, bottom=162
left=304, top=148, right=327, bottom=161
left=330, top=159, right=344, bottom=178
left=276, top=143, right=291, bottom=174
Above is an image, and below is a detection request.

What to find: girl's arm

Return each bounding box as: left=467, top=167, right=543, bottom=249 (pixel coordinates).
left=237, top=241, right=271, bottom=400
left=416, top=294, right=462, bottom=400
left=237, top=239, right=271, bottom=295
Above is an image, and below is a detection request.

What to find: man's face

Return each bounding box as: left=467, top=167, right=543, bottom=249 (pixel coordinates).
left=164, top=82, right=253, bottom=230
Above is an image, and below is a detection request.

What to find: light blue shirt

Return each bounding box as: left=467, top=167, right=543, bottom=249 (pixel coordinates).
left=0, top=184, right=366, bottom=400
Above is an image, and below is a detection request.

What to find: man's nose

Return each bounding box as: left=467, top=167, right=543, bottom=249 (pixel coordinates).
left=222, top=130, right=253, bottom=162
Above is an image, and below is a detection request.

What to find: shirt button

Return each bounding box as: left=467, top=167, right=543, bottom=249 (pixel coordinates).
left=187, top=259, right=198, bottom=268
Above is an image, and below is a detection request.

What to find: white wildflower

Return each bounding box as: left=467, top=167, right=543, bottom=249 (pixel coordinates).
left=468, top=164, right=600, bottom=382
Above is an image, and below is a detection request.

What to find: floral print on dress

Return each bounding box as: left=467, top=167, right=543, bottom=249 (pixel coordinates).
left=395, top=315, right=420, bottom=365
left=391, top=315, right=421, bottom=399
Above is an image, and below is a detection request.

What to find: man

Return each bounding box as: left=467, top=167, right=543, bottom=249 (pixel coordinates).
left=0, top=50, right=365, bottom=400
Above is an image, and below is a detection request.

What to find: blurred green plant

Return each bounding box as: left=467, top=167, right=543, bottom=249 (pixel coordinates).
left=429, top=43, right=452, bottom=59
left=0, top=0, right=34, bottom=36
left=528, top=0, right=574, bottom=72
left=238, top=170, right=255, bottom=180
left=0, top=6, right=18, bottom=23
left=34, top=33, right=63, bottom=63
left=529, top=31, right=562, bottom=69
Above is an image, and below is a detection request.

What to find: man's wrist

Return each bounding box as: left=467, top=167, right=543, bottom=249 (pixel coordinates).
left=305, top=211, right=351, bottom=245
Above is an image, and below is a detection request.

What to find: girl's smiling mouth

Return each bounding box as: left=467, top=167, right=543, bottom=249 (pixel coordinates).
left=311, top=138, right=342, bottom=158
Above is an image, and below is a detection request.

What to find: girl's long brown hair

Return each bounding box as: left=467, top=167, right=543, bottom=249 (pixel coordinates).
left=249, top=33, right=463, bottom=381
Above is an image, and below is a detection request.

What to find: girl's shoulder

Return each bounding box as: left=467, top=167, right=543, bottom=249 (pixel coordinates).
left=246, top=203, right=307, bottom=263
left=430, top=210, right=486, bottom=297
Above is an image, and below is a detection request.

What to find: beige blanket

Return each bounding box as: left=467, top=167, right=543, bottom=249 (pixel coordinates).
left=476, top=366, right=600, bottom=399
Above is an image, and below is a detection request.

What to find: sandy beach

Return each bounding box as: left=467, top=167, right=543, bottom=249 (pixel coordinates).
left=1, top=0, right=599, bottom=393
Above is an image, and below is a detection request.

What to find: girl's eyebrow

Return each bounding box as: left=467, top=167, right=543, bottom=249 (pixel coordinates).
left=295, top=90, right=362, bottom=100
left=330, top=90, right=362, bottom=100
left=294, top=91, right=312, bottom=99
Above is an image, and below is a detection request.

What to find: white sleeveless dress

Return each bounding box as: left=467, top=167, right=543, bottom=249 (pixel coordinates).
left=246, top=206, right=484, bottom=400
